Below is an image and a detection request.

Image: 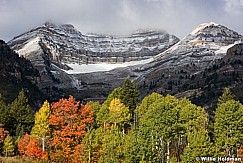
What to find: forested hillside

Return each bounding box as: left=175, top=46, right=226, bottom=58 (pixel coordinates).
left=0, top=79, right=242, bottom=162
left=0, top=40, right=44, bottom=108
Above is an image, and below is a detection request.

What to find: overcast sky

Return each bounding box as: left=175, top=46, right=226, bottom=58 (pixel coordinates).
left=0, top=0, right=243, bottom=41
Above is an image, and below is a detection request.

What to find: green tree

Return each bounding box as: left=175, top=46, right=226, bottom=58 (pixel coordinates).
left=136, top=92, right=163, bottom=119
left=98, top=125, right=125, bottom=163
left=87, top=101, right=101, bottom=129
left=214, top=100, right=243, bottom=157
left=0, top=94, right=7, bottom=125
left=31, top=100, right=50, bottom=151
left=124, top=127, right=145, bottom=162
left=121, top=79, right=139, bottom=114
left=136, top=95, right=180, bottom=162
left=2, top=135, right=14, bottom=156
left=218, top=87, right=235, bottom=105
left=178, top=98, right=211, bottom=162
left=181, top=127, right=211, bottom=162
left=80, top=128, right=101, bottom=163
left=7, top=89, right=34, bottom=137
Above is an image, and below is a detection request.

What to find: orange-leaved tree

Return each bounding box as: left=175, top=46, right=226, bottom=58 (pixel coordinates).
left=48, top=96, right=94, bottom=162
left=0, top=127, right=8, bottom=143
left=25, top=138, right=48, bottom=160
left=0, top=127, right=9, bottom=155
left=18, top=133, right=47, bottom=160
left=18, top=133, right=30, bottom=156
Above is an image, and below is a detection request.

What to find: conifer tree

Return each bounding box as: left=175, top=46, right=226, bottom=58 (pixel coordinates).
left=8, top=89, right=34, bottom=137
left=0, top=94, right=7, bottom=125
left=218, top=87, right=235, bottom=105
left=121, top=79, right=139, bottom=114
left=2, top=135, right=14, bottom=156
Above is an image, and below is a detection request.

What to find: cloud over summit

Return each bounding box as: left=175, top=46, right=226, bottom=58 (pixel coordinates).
left=0, top=0, right=243, bottom=41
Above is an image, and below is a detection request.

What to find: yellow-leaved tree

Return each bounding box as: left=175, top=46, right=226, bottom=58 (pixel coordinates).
left=109, top=98, right=131, bottom=132
left=31, top=100, right=51, bottom=151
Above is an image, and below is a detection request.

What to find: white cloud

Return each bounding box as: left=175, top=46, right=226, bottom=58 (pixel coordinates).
left=224, top=0, right=243, bottom=15
left=0, top=0, right=242, bottom=41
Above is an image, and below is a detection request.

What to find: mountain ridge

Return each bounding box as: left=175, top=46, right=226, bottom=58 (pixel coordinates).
left=6, top=22, right=243, bottom=108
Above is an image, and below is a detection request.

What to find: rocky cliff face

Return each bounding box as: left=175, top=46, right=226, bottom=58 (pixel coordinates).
left=133, top=22, right=243, bottom=106
left=7, top=22, right=179, bottom=98
left=8, top=22, right=179, bottom=65
left=63, top=22, right=243, bottom=105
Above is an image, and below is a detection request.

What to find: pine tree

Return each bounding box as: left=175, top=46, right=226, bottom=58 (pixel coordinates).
left=7, top=89, right=34, bottom=137
left=31, top=100, right=50, bottom=151
left=218, top=87, right=235, bottom=105
left=2, top=135, right=14, bottom=156
left=0, top=94, right=7, bottom=125
left=121, top=79, right=139, bottom=114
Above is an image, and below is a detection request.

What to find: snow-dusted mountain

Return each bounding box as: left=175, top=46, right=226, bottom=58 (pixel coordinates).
left=132, top=22, right=243, bottom=98
left=7, top=22, right=179, bottom=97
left=6, top=21, right=243, bottom=105
left=62, top=22, right=243, bottom=102
left=8, top=22, right=179, bottom=73
left=144, top=22, right=242, bottom=70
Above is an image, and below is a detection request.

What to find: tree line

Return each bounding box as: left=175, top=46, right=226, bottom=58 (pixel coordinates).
left=0, top=79, right=243, bottom=162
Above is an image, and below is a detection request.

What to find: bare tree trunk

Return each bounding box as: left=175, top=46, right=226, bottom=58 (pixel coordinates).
left=160, top=137, right=164, bottom=163
left=167, top=141, right=170, bottom=163
left=177, top=135, right=181, bottom=162
left=42, top=134, right=45, bottom=151
left=88, top=149, right=91, bottom=163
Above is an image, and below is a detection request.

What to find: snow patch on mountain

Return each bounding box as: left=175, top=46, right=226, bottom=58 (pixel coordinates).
left=64, top=58, right=153, bottom=74
left=215, top=43, right=237, bottom=54
left=190, top=22, right=219, bottom=35
left=16, top=37, right=41, bottom=57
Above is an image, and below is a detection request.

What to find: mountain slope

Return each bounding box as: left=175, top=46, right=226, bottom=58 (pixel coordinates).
left=7, top=22, right=243, bottom=108
left=0, top=40, right=44, bottom=108
left=133, top=22, right=243, bottom=106
left=66, top=22, right=243, bottom=105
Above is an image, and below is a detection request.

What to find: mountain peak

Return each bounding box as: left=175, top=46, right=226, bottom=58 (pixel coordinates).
left=42, top=21, right=82, bottom=37
left=183, top=22, right=242, bottom=47
left=43, top=22, right=75, bottom=29
left=190, top=22, right=219, bottom=35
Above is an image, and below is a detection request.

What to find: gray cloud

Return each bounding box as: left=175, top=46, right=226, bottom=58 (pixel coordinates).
left=0, top=0, right=243, bottom=41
